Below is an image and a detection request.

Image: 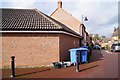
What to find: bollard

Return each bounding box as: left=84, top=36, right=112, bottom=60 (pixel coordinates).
left=76, top=52, right=79, bottom=72
left=11, top=56, right=15, bottom=78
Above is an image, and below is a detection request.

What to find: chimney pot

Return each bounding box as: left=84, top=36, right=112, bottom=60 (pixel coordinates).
left=58, top=0, right=62, bottom=8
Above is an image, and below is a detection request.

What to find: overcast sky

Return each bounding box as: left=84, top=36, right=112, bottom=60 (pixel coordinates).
left=1, top=0, right=119, bottom=38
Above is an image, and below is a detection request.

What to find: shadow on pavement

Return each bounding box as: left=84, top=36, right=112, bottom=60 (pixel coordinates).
left=90, top=50, right=104, bottom=63
left=15, top=68, right=51, bottom=77
left=80, top=65, right=99, bottom=72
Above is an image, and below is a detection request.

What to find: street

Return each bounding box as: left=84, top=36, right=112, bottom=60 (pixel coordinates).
left=2, top=50, right=119, bottom=78
left=1, top=1, right=120, bottom=80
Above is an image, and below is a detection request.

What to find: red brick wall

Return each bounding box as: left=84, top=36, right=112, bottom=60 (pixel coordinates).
left=0, top=35, right=2, bottom=67
left=2, top=33, right=80, bottom=68
left=59, top=34, right=80, bottom=61
left=2, top=33, right=59, bottom=67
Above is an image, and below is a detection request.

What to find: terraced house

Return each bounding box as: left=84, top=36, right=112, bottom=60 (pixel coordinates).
left=1, top=8, right=82, bottom=68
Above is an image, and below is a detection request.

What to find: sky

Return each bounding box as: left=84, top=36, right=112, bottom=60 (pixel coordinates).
left=0, top=0, right=120, bottom=38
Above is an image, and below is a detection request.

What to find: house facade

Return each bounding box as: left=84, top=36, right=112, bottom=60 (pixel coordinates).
left=51, top=0, right=81, bottom=34
left=1, top=9, right=82, bottom=68
left=111, top=27, right=120, bottom=43
left=101, top=38, right=111, bottom=49
left=50, top=0, right=89, bottom=46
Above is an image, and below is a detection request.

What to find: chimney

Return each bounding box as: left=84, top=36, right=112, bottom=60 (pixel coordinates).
left=57, top=0, right=62, bottom=8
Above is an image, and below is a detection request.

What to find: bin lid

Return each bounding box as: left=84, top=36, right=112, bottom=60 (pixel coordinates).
left=69, top=47, right=88, bottom=51
left=79, top=48, right=88, bottom=50
left=81, top=46, right=88, bottom=49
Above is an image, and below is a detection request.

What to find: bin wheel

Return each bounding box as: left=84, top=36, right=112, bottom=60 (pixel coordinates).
left=73, top=63, right=76, bottom=66
left=86, top=61, right=89, bottom=63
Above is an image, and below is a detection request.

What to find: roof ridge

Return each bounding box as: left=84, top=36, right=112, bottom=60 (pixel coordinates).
left=35, top=9, right=62, bottom=29
left=0, top=8, right=35, bottom=10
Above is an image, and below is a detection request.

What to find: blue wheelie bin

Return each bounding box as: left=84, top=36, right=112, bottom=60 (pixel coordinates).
left=81, top=46, right=90, bottom=63
left=80, top=48, right=88, bottom=63
left=69, top=48, right=81, bottom=64
left=69, top=47, right=88, bottom=64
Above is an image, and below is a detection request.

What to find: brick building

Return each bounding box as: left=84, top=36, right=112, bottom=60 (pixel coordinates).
left=51, top=0, right=88, bottom=46
left=1, top=8, right=82, bottom=68
left=112, top=27, right=120, bottom=43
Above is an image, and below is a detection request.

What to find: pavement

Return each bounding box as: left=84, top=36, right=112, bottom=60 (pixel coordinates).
left=1, top=50, right=120, bottom=79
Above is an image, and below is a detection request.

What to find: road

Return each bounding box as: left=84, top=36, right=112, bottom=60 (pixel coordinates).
left=81, top=50, right=119, bottom=78
left=2, top=50, right=120, bottom=79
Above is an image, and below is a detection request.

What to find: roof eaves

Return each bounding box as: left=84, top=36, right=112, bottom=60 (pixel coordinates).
left=1, top=30, right=82, bottom=38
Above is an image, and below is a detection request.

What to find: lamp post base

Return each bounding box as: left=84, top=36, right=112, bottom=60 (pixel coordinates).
left=76, top=70, right=79, bottom=72
left=11, top=75, right=15, bottom=78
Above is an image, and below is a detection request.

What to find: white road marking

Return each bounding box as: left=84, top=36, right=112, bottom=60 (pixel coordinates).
left=105, top=51, right=119, bottom=55
left=105, top=51, right=112, bottom=54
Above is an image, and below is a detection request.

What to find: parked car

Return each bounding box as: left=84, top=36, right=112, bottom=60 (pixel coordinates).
left=110, top=43, right=120, bottom=52
left=93, top=45, right=101, bottom=50
left=101, top=47, right=105, bottom=50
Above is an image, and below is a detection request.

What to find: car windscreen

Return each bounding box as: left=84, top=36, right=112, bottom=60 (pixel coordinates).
left=112, top=44, right=117, bottom=48
left=117, top=43, right=120, bottom=46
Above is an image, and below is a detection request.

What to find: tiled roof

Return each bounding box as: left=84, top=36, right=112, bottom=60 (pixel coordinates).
left=1, top=8, right=80, bottom=37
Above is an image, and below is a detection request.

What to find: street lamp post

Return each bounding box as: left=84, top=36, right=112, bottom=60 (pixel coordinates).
left=82, top=15, right=88, bottom=24
left=81, top=15, right=88, bottom=46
